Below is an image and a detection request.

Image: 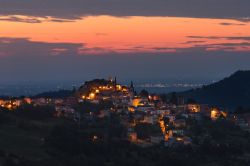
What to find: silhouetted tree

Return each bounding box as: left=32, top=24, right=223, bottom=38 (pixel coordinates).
left=186, top=98, right=197, bottom=104
left=139, top=89, right=149, bottom=98
left=169, top=92, right=178, bottom=105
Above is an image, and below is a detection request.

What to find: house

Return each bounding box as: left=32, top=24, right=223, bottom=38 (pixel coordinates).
left=150, top=135, right=163, bottom=144
left=128, top=132, right=138, bottom=143
left=143, top=115, right=154, bottom=124
left=172, top=129, right=185, bottom=136
left=23, top=97, right=32, bottom=104
left=33, top=98, right=47, bottom=106
left=235, top=115, right=250, bottom=131
left=183, top=137, right=192, bottom=145
left=164, top=115, right=175, bottom=123
left=127, top=128, right=138, bottom=143
left=187, top=104, right=200, bottom=113
left=55, top=105, right=75, bottom=117
left=97, top=109, right=110, bottom=118
left=189, top=112, right=203, bottom=121
left=157, top=109, right=171, bottom=115
left=173, top=119, right=186, bottom=128
left=136, top=105, right=155, bottom=113
left=200, top=104, right=210, bottom=116
left=164, top=137, right=177, bottom=147
left=210, top=108, right=227, bottom=120
left=143, top=115, right=158, bottom=124
left=131, top=97, right=149, bottom=107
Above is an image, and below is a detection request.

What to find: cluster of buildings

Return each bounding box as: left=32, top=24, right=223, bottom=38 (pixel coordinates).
left=64, top=78, right=230, bottom=146
left=0, top=97, right=32, bottom=110
left=1, top=77, right=250, bottom=147
left=76, top=78, right=135, bottom=104
left=126, top=102, right=213, bottom=147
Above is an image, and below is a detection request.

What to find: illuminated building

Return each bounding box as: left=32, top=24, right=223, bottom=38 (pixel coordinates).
left=159, top=119, right=166, bottom=134
left=128, top=106, right=135, bottom=112
left=116, top=85, right=122, bottom=90
left=92, top=135, right=98, bottom=141
left=24, top=98, right=32, bottom=104
left=173, top=119, right=186, bottom=128
left=176, top=137, right=183, bottom=142
left=128, top=132, right=138, bottom=143
left=7, top=104, right=12, bottom=110
left=187, top=104, right=200, bottom=113
left=89, top=93, right=95, bottom=100
left=132, top=98, right=141, bottom=107
left=150, top=135, right=164, bottom=144
left=210, top=108, right=222, bottom=120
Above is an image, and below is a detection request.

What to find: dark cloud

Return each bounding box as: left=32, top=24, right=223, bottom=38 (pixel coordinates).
left=148, top=42, right=250, bottom=53
left=149, top=47, right=176, bottom=51
left=1, top=37, right=250, bottom=84
left=208, top=42, right=250, bottom=47
left=187, top=36, right=250, bottom=41
left=219, top=22, right=246, bottom=26
left=0, top=15, right=77, bottom=23
left=0, top=16, right=42, bottom=23
left=49, top=19, right=75, bottom=23
left=0, top=38, right=250, bottom=83
left=182, top=41, right=206, bottom=44
left=1, top=47, right=250, bottom=84
left=226, top=37, right=250, bottom=41
left=1, top=37, right=249, bottom=59
left=186, top=42, right=250, bottom=52
left=1, top=0, right=250, bottom=21
left=0, top=37, right=83, bottom=56
left=187, top=36, right=222, bottom=39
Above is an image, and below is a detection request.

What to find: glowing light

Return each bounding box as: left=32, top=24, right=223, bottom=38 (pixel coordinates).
left=116, top=85, right=122, bottom=90
left=211, top=108, right=221, bottom=120
left=7, top=104, right=12, bottom=109
left=188, top=104, right=200, bottom=113
left=92, top=135, right=98, bottom=141
left=24, top=98, right=32, bottom=104
left=164, top=134, right=169, bottom=141
left=128, top=132, right=137, bottom=143
left=132, top=98, right=141, bottom=107
left=128, top=106, right=135, bottom=113
left=176, top=137, right=183, bottom=141
left=89, top=93, right=95, bottom=99
left=159, top=119, right=166, bottom=134
left=221, top=111, right=228, bottom=118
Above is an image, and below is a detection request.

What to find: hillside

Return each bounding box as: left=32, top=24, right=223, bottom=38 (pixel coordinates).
left=182, top=70, right=250, bottom=109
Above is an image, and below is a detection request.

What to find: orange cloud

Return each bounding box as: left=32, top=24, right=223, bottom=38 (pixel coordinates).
left=1, top=16, right=250, bottom=54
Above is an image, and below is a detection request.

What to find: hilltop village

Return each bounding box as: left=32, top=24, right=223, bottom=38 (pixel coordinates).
left=1, top=78, right=250, bottom=147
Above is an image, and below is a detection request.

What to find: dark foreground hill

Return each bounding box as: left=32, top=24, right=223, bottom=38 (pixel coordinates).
left=1, top=105, right=250, bottom=166
left=181, top=70, right=250, bottom=110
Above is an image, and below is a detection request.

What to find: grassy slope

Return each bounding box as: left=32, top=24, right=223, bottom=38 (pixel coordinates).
left=0, top=114, right=67, bottom=160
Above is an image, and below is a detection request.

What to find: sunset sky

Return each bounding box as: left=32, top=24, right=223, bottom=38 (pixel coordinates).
left=1, top=0, right=250, bottom=84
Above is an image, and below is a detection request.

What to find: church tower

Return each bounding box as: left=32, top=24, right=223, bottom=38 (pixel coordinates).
left=130, top=81, right=135, bottom=93
left=114, top=77, right=117, bottom=91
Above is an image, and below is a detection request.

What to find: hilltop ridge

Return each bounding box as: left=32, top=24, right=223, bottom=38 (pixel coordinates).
left=182, top=70, right=250, bottom=109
